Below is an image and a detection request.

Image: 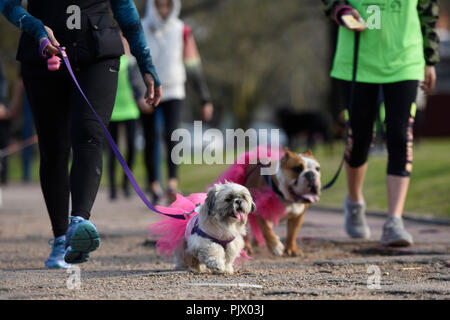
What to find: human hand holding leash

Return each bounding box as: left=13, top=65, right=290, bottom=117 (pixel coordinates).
left=421, top=66, right=436, bottom=94
left=143, top=73, right=162, bottom=108
left=39, top=26, right=64, bottom=56
left=340, top=9, right=367, bottom=32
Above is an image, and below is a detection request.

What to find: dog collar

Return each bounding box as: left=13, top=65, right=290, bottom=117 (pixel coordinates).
left=264, top=174, right=285, bottom=200
left=191, top=220, right=235, bottom=250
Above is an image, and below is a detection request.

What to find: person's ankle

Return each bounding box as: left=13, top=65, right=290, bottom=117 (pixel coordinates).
left=348, top=194, right=364, bottom=204
left=151, top=182, right=162, bottom=195
left=168, top=179, right=178, bottom=191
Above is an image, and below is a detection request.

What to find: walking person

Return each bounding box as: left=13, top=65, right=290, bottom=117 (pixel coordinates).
left=1, top=0, right=162, bottom=268
left=141, top=0, right=214, bottom=203
left=323, top=0, right=439, bottom=246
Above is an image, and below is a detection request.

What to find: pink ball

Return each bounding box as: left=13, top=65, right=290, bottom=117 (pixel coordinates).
left=48, top=55, right=61, bottom=71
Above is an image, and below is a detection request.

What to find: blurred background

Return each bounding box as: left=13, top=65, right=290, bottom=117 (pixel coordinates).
left=0, top=0, right=449, bottom=217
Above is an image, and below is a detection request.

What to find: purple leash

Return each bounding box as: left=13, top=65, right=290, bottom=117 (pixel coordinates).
left=41, top=43, right=186, bottom=220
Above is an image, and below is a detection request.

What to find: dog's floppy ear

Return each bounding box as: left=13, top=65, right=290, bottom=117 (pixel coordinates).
left=204, top=185, right=217, bottom=215
left=303, top=149, right=314, bottom=158
left=251, top=201, right=257, bottom=213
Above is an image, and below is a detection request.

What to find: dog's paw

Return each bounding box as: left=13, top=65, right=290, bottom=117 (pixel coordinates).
left=210, top=267, right=226, bottom=275
left=206, top=260, right=226, bottom=274
left=285, top=246, right=304, bottom=257
left=270, top=241, right=285, bottom=256
left=224, top=264, right=234, bottom=275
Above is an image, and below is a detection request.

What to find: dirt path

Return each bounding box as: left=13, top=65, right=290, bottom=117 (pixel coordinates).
left=0, top=184, right=449, bottom=300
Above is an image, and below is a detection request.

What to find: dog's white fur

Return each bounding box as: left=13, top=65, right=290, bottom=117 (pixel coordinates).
left=175, top=182, right=255, bottom=274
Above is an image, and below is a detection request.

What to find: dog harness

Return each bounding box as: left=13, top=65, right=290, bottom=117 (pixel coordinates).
left=189, top=215, right=235, bottom=250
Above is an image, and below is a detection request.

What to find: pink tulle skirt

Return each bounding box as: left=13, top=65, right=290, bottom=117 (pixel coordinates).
left=148, top=193, right=206, bottom=259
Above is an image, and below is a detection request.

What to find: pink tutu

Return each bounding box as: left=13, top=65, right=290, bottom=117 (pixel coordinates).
left=212, top=146, right=286, bottom=245
left=148, top=193, right=206, bottom=259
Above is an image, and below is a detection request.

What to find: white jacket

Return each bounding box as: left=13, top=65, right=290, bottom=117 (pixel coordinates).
left=141, top=0, right=186, bottom=102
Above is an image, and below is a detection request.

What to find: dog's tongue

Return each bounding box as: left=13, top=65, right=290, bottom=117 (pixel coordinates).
left=235, top=211, right=245, bottom=222
left=302, top=193, right=320, bottom=203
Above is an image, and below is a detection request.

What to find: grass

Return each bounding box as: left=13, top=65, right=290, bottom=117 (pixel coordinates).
left=5, top=138, right=450, bottom=218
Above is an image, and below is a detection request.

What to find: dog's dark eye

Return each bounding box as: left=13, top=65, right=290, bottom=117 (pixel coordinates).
left=293, top=166, right=303, bottom=174
left=225, top=196, right=233, bottom=202
left=316, top=167, right=320, bottom=172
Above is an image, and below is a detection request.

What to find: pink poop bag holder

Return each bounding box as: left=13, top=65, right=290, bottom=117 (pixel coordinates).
left=47, top=55, right=61, bottom=71
left=39, top=38, right=61, bottom=71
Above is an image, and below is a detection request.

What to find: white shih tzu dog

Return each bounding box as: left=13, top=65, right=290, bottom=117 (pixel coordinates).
left=149, top=182, right=256, bottom=275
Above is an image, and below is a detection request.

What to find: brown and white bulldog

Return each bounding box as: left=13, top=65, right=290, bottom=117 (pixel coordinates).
left=243, top=147, right=321, bottom=256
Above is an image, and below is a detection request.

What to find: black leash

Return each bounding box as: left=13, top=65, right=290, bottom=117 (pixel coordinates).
left=321, top=31, right=360, bottom=191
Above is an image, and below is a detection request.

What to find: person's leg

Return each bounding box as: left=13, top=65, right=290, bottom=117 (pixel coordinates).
left=341, top=81, right=379, bottom=201
left=380, top=81, right=418, bottom=246
left=69, top=59, right=119, bottom=219
left=22, top=65, right=72, bottom=268
left=65, top=58, right=119, bottom=263
left=122, top=119, right=137, bottom=197
left=153, top=108, right=163, bottom=190
left=338, top=80, right=379, bottom=238
left=22, top=65, right=71, bottom=239
left=161, top=99, right=182, bottom=199
left=141, top=109, right=162, bottom=200
left=108, top=121, right=119, bottom=199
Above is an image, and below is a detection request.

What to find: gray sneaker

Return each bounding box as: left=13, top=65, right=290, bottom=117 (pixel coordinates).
left=381, top=216, right=413, bottom=247
left=344, top=195, right=371, bottom=239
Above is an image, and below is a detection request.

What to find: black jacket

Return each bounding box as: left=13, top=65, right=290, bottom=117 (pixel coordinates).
left=17, top=0, right=124, bottom=67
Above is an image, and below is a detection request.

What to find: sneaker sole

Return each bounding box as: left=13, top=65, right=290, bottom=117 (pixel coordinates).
left=45, top=261, right=72, bottom=269
left=64, top=222, right=100, bottom=264
left=64, top=250, right=90, bottom=264
left=382, top=239, right=413, bottom=247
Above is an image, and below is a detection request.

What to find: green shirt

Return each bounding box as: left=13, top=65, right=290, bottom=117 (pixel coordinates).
left=110, top=55, right=140, bottom=122
left=331, top=0, right=425, bottom=83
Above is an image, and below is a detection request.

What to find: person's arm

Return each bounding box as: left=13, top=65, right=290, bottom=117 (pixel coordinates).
left=0, top=0, right=47, bottom=43
left=128, top=57, right=146, bottom=101
left=183, top=26, right=213, bottom=121
left=127, top=56, right=153, bottom=114
left=322, top=0, right=350, bottom=22
left=418, top=0, right=440, bottom=66
left=0, top=1, right=62, bottom=55
left=321, top=0, right=366, bottom=31
left=418, top=0, right=439, bottom=94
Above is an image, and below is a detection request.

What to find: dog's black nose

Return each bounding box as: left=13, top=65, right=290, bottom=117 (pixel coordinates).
left=235, top=199, right=242, bottom=205
left=304, top=171, right=315, bottom=183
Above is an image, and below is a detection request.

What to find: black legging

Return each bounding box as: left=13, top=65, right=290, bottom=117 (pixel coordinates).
left=107, top=119, right=137, bottom=196
left=338, top=80, right=418, bottom=177
left=141, top=99, right=182, bottom=186
left=22, top=58, right=119, bottom=237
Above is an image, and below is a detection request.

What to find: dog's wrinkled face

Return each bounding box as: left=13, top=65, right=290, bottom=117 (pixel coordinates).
left=279, top=147, right=321, bottom=204
left=204, top=182, right=256, bottom=224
